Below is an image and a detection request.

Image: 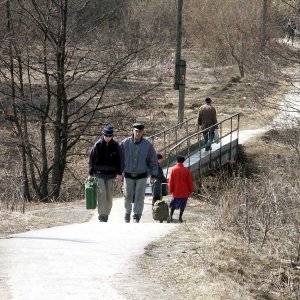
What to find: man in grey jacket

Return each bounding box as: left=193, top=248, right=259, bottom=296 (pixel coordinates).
left=120, top=123, right=158, bottom=223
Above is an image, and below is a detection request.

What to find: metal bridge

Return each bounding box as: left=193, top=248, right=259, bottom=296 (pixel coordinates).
left=148, top=113, right=240, bottom=180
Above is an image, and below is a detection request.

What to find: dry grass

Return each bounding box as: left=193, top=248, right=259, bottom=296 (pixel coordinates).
left=0, top=200, right=94, bottom=237
left=133, top=200, right=255, bottom=300
left=123, top=127, right=300, bottom=300
left=215, top=133, right=300, bottom=299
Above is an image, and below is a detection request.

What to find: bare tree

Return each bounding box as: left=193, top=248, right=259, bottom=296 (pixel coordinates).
left=0, top=0, right=168, bottom=202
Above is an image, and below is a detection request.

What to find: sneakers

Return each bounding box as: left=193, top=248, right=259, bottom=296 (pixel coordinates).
left=125, top=213, right=130, bottom=223
left=133, top=214, right=140, bottom=223
left=98, top=215, right=108, bottom=222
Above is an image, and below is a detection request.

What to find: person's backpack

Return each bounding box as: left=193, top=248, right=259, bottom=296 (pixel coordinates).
left=152, top=200, right=170, bottom=223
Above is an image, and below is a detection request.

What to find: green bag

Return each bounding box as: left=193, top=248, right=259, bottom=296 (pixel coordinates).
left=84, top=178, right=97, bottom=209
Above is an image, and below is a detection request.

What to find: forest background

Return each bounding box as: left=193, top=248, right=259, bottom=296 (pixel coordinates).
left=0, top=1, right=300, bottom=299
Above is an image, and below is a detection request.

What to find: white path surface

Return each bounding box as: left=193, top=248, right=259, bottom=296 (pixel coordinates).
left=0, top=197, right=177, bottom=300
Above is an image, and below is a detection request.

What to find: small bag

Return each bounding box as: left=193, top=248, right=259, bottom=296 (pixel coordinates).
left=214, top=130, right=220, bottom=143
left=152, top=200, right=170, bottom=223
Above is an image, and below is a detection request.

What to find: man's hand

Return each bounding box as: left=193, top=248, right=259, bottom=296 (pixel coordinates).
left=88, top=175, right=94, bottom=181
left=115, top=174, right=123, bottom=184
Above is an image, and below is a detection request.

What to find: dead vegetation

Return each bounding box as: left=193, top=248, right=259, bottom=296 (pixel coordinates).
left=1, top=1, right=300, bottom=299
left=0, top=200, right=93, bottom=238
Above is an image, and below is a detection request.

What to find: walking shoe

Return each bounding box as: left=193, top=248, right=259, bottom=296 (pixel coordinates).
left=178, top=217, right=183, bottom=223
left=133, top=214, right=140, bottom=223
left=125, top=213, right=130, bottom=223
left=99, top=215, right=108, bottom=222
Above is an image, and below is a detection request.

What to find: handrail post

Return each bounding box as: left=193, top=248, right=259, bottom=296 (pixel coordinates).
left=237, top=113, right=240, bottom=142
left=237, top=114, right=240, bottom=160
left=163, top=131, right=166, bottom=159
left=187, top=138, right=191, bottom=168
left=198, top=131, right=202, bottom=183
left=186, top=120, right=189, bottom=137
left=219, top=122, right=222, bottom=168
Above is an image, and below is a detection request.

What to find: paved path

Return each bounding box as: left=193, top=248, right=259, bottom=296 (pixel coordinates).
left=0, top=197, right=177, bottom=300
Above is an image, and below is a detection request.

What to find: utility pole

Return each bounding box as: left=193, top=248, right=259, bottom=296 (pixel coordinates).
left=174, top=0, right=186, bottom=124
left=261, top=0, right=269, bottom=51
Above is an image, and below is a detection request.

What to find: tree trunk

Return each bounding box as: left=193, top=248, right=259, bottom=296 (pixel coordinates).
left=51, top=0, right=68, bottom=200
left=39, top=36, right=52, bottom=201
left=16, top=55, right=41, bottom=199
left=40, top=121, right=49, bottom=201
left=6, top=0, right=31, bottom=201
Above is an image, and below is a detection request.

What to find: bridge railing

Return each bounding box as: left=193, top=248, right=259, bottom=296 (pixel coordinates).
left=148, top=115, right=198, bottom=159
left=165, top=113, right=240, bottom=177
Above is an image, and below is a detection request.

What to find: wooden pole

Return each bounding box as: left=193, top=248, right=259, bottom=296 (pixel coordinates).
left=261, top=0, right=268, bottom=50
left=174, top=0, right=185, bottom=124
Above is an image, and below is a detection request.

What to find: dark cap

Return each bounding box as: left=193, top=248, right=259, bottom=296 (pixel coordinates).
left=205, top=97, right=212, bottom=103
left=133, top=122, right=145, bottom=130
left=177, top=155, right=185, bottom=163
left=102, top=125, right=114, bottom=136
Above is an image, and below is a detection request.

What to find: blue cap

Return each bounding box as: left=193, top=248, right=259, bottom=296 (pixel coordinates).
left=102, top=125, right=114, bottom=136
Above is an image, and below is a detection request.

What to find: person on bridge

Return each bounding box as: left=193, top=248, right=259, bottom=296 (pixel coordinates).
left=197, top=97, right=218, bottom=151
left=169, top=155, right=194, bottom=223
left=88, top=125, right=123, bottom=222
left=120, top=122, right=158, bottom=223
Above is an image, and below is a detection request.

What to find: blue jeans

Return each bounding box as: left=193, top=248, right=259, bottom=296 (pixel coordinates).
left=123, top=177, right=147, bottom=217
left=203, top=130, right=215, bottom=146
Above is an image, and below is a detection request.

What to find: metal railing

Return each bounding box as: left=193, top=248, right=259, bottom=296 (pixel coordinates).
left=165, top=113, right=240, bottom=177
left=148, top=115, right=197, bottom=160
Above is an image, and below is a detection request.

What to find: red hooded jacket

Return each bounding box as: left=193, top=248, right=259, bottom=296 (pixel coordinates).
left=169, top=163, right=194, bottom=198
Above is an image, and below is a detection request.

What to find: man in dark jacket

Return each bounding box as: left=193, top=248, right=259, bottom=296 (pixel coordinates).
left=197, top=97, right=218, bottom=151
left=88, top=125, right=122, bottom=222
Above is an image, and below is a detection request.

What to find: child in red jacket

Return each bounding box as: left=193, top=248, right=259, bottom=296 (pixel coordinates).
left=169, top=155, right=194, bottom=222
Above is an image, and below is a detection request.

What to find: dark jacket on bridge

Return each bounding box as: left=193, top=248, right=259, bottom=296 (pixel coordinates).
left=197, top=102, right=218, bottom=132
